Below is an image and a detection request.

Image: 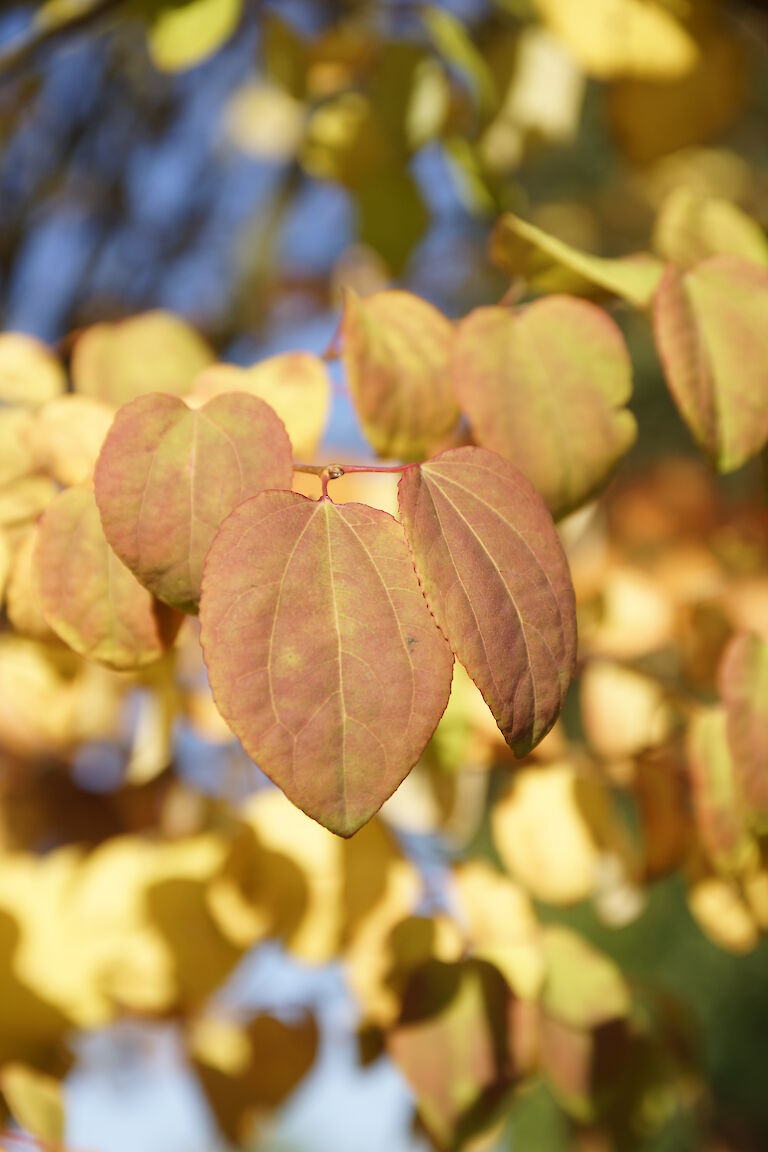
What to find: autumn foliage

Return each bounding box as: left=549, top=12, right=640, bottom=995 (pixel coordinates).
left=1, top=1, right=768, bottom=1150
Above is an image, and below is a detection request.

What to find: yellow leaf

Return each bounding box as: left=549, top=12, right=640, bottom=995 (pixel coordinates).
left=5, top=528, right=57, bottom=641
left=148, top=0, right=243, bottom=72
left=653, top=186, right=768, bottom=270
left=0, top=476, right=58, bottom=530
left=533, top=0, right=697, bottom=79
left=72, top=311, right=214, bottom=407
left=581, top=661, right=673, bottom=759
left=491, top=213, right=663, bottom=308
left=193, top=352, right=330, bottom=458
left=0, top=408, right=36, bottom=488
left=224, top=82, right=305, bottom=161
left=0, top=1063, right=64, bottom=1145
left=28, top=394, right=116, bottom=486
left=0, top=334, right=65, bottom=406
left=688, top=873, right=759, bottom=954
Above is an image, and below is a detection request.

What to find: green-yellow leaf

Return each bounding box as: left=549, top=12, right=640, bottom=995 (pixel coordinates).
left=653, top=186, right=768, bottom=270
left=0, top=1063, right=64, bottom=1145
left=0, top=333, right=66, bottom=406
left=148, top=0, right=243, bottom=72
left=652, top=256, right=768, bottom=472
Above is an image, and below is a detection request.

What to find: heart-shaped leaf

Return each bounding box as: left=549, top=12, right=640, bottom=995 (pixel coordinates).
left=398, top=446, right=576, bottom=754
left=452, top=299, right=636, bottom=519
left=95, top=392, right=293, bottom=612
left=653, top=256, right=768, bottom=472
left=340, top=289, right=459, bottom=460
left=34, top=486, right=182, bottom=670
left=199, top=491, right=454, bottom=836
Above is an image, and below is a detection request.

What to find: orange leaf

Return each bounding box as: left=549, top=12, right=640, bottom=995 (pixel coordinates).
left=199, top=491, right=453, bottom=835
left=398, top=447, right=576, bottom=755
left=95, top=392, right=293, bottom=612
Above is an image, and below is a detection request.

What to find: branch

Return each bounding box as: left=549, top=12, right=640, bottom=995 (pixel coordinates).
left=0, top=0, right=126, bottom=81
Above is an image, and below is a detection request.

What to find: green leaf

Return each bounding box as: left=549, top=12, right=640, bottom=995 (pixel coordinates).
left=34, top=485, right=182, bottom=670
left=340, top=289, right=459, bottom=460
left=491, top=213, right=663, bottom=308
left=94, top=392, right=294, bottom=612
left=453, top=297, right=637, bottom=519
left=652, top=256, right=768, bottom=472
left=398, top=446, right=577, bottom=755
left=199, top=491, right=454, bottom=836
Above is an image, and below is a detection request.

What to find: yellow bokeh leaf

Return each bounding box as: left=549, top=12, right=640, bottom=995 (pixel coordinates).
left=0, top=1062, right=64, bottom=1145
left=28, top=394, right=115, bottom=486
left=0, top=334, right=65, bottom=406
left=148, top=0, right=243, bottom=72
left=653, top=186, right=768, bottom=270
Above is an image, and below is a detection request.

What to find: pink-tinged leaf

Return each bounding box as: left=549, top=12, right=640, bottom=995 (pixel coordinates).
left=452, top=299, right=636, bottom=519
left=340, top=289, right=460, bottom=460
left=33, top=486, right=182, bottom=670
left=653, top=256, right=768, bottom=472
left=94, top=392, right=293, bottom=613
left=719, top=633, right=768, bottom=825
left=685, top=706, right=753, bottom=869
left=398, top=446, right=577, bottom=755
left=199, top=491, right=454, bottom=836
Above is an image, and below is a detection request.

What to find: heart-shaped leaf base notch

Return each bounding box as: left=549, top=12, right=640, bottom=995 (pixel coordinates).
left=95, top=392, right=294, bottom=612
left=398, top=446, right=577, bottom=755
left=199, top=491, right=454, bottom=836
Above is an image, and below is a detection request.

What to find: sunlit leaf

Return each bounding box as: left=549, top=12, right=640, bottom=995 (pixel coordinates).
left=0, top=476, right=57, bottom=530
left=193, top=352, right=331, bottom=458
left=0, top=409, right=36, bottom=488
left=719, top=633, right=768, bottom=828
left=686, top=706, right=754, bottom=871
left=0, top=334, right=65, bottom=406
left=581, top=661, right=673, bottom=760
left=0, top=1063, right=64, bottom=1145
left=147, top=0, right=243, bottom=72
left=33, top=485, right=182, bottom=669
left=398, top=446, right=577, bottom=754
left=95, top=392, right=293, bottom=612
left=72, top=311, right=214, bottom=407
left=454, top=862, right=544, bottom=999
left=653, top=187, right=768, bottom=270
left=532, top=0, right=697, bottom=79
left=6, top=528, right=57, bottom=641
left=200, top=491, right=453, bottom=835
left=426, top=662, right=510, bottom=773
left=340, top=289, right=458, bottom=460
left=0, top=532, right=9, bottom=608
left=224, top=82, right=305, bottom=161
left=387, top=959, right=519, bottom=1150
left=653, top=256, right=768, bottom=472
left=491, top=762, right=624, bottom=904
left=28, top=394, right=115, bottom=486
left=688, top=872, right=759, bottom=954
left=609, top=17, right=745, bottom=164
left=453, top=299, right=636, bottom=518
left=491, top=213, right=663, bottom=308
left=541, top=926, right=630, bottom=1029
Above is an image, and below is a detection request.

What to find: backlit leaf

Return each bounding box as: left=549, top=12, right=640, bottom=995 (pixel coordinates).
left=653, top=256, right=768, bottom=472
left=95, top=392, right=293, bottom=612
left=719, top=633, right=768, bottom=827
left=34, top=485, right=182, bottom=670
left=6, top=528, right=57, bottom=641
left=148, top=0, right=243, bottom=72
left=340, top=289, right=459, bottom=460
left=541, top=927, right=630, bottom=1030
left=398, top=446, right=577, bottom=754
left=224, top=82, right=306, bottom=161
left=491, top=213, right=663, bottom=308
left=72, top=311, right=213, bottom=407
left=653, top=187, right=768, bottom=270
left=452, top=299, right=636, bottom=518
left=0, top=476, right=58, bottom=529
left=0, top=408, right=36, bottom=488
left=0, top=1063, right=64, bottom=1144
left=193, top=352, right=331, bottom=458
left=28, top=394, right=115, bottom=486
left=533, top=0, right=697, bottom=80
left=199, top=490, right=454, bottom=835
left=0, top=333, right=65, bottom=406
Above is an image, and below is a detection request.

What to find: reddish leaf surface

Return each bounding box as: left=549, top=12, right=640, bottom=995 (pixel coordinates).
left=452, top=298, right=636, bottom=519
left=398, top=446, right=577, bottom=755
left=199, top=491, right=453, bottom=836
left=719, top=633, right=768, bottom=824
left=33, top=486, right=182, bottom=670
left=653, top=256, right=768, bottom=472
left=95, top=392, right=293, bottom=612
left=340, top=289, right=459, bottom=460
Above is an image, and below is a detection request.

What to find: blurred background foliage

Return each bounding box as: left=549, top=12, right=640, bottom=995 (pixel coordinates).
left=1, top=1, right=768, bottom=1150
